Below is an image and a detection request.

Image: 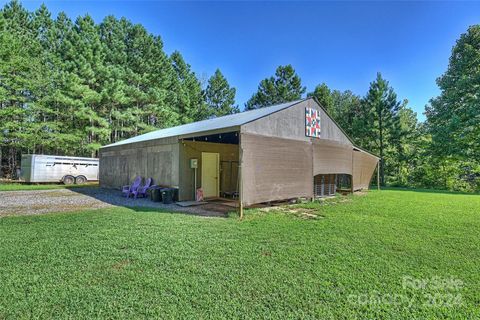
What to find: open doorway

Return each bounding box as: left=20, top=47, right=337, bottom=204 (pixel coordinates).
left=179, top=131, right=239, bottom=201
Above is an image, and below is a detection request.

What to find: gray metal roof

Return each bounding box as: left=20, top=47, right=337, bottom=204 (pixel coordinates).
left=102, top=100, right=303, bottom=148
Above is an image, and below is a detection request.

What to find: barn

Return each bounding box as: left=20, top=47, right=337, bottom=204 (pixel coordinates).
left=99, top=98, right=379, bottom=206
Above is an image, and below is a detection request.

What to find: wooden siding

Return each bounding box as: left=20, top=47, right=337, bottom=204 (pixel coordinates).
left=99, top=140, right=179, bottom=189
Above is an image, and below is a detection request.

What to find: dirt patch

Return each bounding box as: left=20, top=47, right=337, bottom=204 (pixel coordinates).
left=200, top=203, right=238, bottom=216
left=354, top=191, right=369, bottom=196
left=259, top=206, right=324, bottom=219
left=112, top=259, right=131, bottom=270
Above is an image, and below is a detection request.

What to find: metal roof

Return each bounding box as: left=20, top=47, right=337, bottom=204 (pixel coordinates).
left=102, top=100, right=303, bottom=148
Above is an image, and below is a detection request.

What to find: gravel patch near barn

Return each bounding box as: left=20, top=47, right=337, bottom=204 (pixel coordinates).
left=0, top=187, right=230, bottom=217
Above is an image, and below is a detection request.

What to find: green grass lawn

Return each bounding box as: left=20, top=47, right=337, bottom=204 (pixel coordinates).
left=0, top=190, right=479, bottom=319
left=0, top=182, right=98, bottom=191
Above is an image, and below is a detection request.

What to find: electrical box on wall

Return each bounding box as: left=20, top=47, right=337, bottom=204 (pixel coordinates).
left=190, top=158, right=198, bottom=169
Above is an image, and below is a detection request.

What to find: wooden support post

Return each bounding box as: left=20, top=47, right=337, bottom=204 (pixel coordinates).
left=239, top=174, right=244, bottom=219
left=377, top=161, right=380, bottom=191
left=238, top=161, right=243, bottom=219
left=238, top=132, right=244, bottom=219
left=351, top=152, right=354, bottom=195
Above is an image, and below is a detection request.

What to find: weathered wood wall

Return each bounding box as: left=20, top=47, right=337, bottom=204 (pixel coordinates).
left=99, top=137, right=179, bottom=189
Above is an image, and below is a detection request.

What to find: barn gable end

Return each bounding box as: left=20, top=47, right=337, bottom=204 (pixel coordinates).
left=239, top=98, right=378, bottom=205
left=241, top=98, right=352, bottom=146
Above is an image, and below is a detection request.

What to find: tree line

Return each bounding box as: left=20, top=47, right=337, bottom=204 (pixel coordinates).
left=1, top=1, right=478, bottom=192
left=244, top=48, right=479, bottom=192
left=0, top=1, right=238, bottom=174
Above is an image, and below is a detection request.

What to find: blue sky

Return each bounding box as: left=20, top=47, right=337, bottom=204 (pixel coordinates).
left=11, top=1, right=480, bottom=121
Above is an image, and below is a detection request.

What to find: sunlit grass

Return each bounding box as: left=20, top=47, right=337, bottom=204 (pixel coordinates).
left=0, top=182, right=98, bottom=191
left=0, top=189, right=478, bottom=318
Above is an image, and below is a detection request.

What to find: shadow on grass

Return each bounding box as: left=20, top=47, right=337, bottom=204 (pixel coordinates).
left=68, top=187, right=232, bottom=218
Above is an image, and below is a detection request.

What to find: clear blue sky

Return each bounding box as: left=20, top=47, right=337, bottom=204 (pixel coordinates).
left=11, top=1, right=480, bottom=121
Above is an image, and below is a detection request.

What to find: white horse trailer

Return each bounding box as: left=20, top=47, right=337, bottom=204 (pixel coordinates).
left=20, top=154, right=99, bottom=184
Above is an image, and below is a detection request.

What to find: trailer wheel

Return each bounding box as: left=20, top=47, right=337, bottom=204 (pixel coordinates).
left=63, top=175, right=75, bottom=185
left=75, top=176, right=87, bottom=185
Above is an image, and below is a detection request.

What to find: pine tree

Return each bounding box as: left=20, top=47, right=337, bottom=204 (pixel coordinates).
left=205, top=69, right=238, bottom=117
left=98, top=16, right=130, bottom=143
left=140, top=29, right=178, bottom=131
left=69, top=15, right=109, bottom=157
left=0, top=1, right=45, bottom=176
left=245, top=65, right=306, bottom=110
left=0, top=1, right=223, bottom=176
left=30, top=4, right=66, bottom=155
left=307, top=83, right=334, bottom=115
left=48, top=12, right=86, bottom=155
left=170, top=51, right=208, bottom=122
left=307, top=83, right=364, bottom=140
left=363, top=73, right=401, bottom=185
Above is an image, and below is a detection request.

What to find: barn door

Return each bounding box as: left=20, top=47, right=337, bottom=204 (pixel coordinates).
left=201, top=152, right=220, bottom=198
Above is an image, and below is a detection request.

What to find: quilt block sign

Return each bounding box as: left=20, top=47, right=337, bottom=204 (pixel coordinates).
left=305, top=107, right=321, bottom=138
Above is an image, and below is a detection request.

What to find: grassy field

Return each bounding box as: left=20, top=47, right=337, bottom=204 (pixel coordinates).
left=0, top=189, right=479, bottom=319
left=0, top=182, right=98, bottom=191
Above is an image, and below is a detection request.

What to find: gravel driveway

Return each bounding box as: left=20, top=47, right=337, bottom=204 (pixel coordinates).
left=0, top=187, right=230, bottom=217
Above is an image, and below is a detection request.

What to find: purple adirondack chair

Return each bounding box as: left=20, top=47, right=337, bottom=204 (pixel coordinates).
left=122, top=176, right=142, bottom=198
left=131, top=178, right=153, bottom=199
